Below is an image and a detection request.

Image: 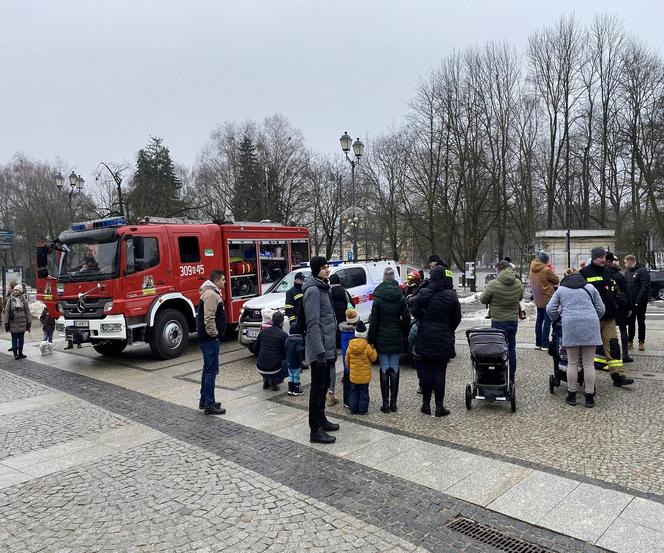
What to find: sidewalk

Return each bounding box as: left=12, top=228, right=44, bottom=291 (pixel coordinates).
left=2, top=333, right=664, bottom=552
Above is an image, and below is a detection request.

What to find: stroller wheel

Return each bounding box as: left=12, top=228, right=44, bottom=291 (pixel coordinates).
left=465, top=384, right=472, bottom=411
left=548, top=374, right=555, bottom=394
left=510, top=386, right=517, bottom=413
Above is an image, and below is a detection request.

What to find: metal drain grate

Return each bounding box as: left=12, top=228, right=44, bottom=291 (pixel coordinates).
left=445, top=516, right=554, bottom=553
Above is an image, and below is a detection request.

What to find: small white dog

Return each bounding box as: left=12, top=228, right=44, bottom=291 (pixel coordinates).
left=39, top=341, right=54, bottom=356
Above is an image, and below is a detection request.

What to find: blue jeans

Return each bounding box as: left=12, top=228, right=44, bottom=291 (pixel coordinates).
left=535, top=307, right=551, bottom=348
left=349, top=383, right=369, bottom=413
left=285, top=335, right=303, bottom=383
left=491, top=321, right=518, bottom=381
left=11, top=332, right=25, bottom=353
left=43, top=329, right=54, bottom=343
left=199, top=339, right=220, bottom=407
left=378, top=353, right=399, bottom=375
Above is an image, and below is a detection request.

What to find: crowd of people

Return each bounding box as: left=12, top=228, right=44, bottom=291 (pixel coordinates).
left=192, top=246, right=652, bottom=443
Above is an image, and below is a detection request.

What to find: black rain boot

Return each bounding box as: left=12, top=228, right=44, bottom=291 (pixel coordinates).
left=585, top=393, right=595, bottom=408
left=287, top=382, right=294, bottom=395
left=380, top=371, right=390, bottom=413
left=389, top=370, right=399, bottom=412
left=292, top=383, right=304, bottom=396
left=565, top=390, right=577, bottom=406
left=612, top=373, right=634, bottom=387
left=434, top=403, right=450, bottom=417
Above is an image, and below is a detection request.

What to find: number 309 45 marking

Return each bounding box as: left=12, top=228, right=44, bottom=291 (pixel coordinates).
left=180, top=264, right=204, bottom=276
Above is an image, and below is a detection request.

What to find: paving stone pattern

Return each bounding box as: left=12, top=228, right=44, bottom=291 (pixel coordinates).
left=0, top=369, right=51, bottom=403
left=281, top=344, right=664, bottom=499
left=0, top=437, right=428, bottom=553
left=0, top=358, right=603, bottom=553
left=0, top=392, right=129, bottom=460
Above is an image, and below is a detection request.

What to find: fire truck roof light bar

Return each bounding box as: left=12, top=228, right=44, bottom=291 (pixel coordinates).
left=70, top=217, right=127, bottom=232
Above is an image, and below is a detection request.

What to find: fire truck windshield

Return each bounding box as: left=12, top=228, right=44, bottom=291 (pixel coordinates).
left=59, top=238, right=119, bottom=282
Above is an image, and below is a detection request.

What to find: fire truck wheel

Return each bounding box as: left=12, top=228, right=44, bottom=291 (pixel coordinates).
left=150, top=309, right=189, bottom=360
left=93, top=340, right=127, bottom=357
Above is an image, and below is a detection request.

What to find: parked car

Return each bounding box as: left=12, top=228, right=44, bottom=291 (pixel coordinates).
left=649, top=270, right=664, bottom=300
left=238, top=260, right=400, bottom=346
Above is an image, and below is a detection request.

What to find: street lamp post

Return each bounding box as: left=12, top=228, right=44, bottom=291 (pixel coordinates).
left=339, top=132, right=364, bottom=261
left=96, top=162, right=127, bottom=219
left=55, top=170, right=85, bottom=209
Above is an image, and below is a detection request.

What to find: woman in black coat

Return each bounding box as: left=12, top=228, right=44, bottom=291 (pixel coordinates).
left=412, top=266, right=462, bottom=417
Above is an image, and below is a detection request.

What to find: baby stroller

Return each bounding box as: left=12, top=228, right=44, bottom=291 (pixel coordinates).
left=547, top=318, right=584, bottom=394
left=465, top=327, right=516, bottom=412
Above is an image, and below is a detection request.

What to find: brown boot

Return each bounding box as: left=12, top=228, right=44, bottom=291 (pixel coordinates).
left=639, top=342, right=645, bottom=351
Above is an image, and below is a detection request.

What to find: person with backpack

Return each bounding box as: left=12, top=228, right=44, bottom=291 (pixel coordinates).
left=547, top=268, right=605, bottom=407
left=580, top=248, right=634, bottom=387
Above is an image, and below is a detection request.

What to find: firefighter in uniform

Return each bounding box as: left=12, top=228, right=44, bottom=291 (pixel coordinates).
left=285, top=272, right=306, bottom=334
left=580, top=247, right=634, bottom=387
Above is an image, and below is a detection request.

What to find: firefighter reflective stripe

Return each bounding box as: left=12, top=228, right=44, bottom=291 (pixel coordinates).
left=445, top=270, right=453, bottom=278
left=284, top=304, right=293, bottom=308
left=607, top=359, right=623, bottom=368
left=288, top=316, right=296, bottom=321
left=594, top=356, right=609, bottom=371
left=586, top=276, right=603, bottom=283
left=594, top=356, right=607, bottom=364
left=293, top=293, right=303, bottom=300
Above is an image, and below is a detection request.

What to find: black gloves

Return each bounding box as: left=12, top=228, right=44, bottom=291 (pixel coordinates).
left=4, top=324, right=9, bottom=332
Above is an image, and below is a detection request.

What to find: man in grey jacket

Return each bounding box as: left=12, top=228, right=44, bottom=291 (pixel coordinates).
left=303, top=256, right=340, bottom=444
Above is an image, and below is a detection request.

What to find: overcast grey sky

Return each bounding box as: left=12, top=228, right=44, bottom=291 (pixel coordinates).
left=2, top=0, right=663, bottom=183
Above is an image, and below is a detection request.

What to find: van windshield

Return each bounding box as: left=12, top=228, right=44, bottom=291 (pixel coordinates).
left=266, top=270, right=311, bottom=294
left=59, top=239, right=120, bottom=282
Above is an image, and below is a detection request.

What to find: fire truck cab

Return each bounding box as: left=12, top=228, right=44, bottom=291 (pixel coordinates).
left=35, top=217, right=310, bottom=359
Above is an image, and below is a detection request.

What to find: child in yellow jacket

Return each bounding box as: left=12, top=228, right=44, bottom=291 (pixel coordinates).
left=345, top=321, right=377, bottom=414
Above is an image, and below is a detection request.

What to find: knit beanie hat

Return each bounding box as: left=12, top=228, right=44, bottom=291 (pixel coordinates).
left=272, top=311, right=284, bottom=328
left=428, top=254, right=443, bottom=266
left=537, top=250, right=549, bottom=264
left=383, top=267, right=396, bottom=282
left=591, top=247, right=606, bottom=260
left=355, top=320, right=368, bottom=339
left=262, top=308, right=275, bottom=324
left=310, top=256, right=328, bottom=278
left=345, top=308, right=359, bottom=324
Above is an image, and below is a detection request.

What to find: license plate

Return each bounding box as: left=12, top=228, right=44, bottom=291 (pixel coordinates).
left=247, top=328, right=259, bottom=338
left=74, top=321, right=89, bottom=328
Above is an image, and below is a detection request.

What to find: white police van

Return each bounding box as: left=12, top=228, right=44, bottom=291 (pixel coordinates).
left=238, top=260, right=399, bottom=346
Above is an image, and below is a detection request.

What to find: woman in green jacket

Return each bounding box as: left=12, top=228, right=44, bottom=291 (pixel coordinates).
left=368, top=267, right=410, bottom=413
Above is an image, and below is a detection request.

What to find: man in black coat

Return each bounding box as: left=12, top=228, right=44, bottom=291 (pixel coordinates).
left=624, top=254, right=650, bottom=351
left=606, top=253, right=632, bottom=363
left=412, top=266, right=462, bottom=417
left=250, top=311, right=288, bottom=391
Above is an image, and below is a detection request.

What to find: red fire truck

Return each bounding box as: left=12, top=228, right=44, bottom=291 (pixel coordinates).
left=35, top=217, right=310, bottom=359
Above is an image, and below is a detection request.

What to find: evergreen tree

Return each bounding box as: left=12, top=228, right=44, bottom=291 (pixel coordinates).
left=128, top=137, right=183, bottom=219
left=233, top=135, right=263, bottom=220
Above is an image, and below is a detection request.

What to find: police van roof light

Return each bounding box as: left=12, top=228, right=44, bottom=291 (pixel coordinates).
left=70, top=217, right=127, bottom=232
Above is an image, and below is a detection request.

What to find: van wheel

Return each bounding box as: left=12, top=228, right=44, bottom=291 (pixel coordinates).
left=150, top=309, right=189, bottom=360
left=93, top=340, right=127, bottom=357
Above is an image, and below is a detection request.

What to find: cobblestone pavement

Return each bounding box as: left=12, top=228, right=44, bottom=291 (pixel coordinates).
left=281, top=341, right=664, bottom=498
left=0, top=363, right=602, bottom=553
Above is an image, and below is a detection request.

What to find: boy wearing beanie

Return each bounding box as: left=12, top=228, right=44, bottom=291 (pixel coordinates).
left=339, top=308, right=360, bottom=408
left=345, top=321, right=377, bottom=414
left=250, top=311, right=288, bottom=391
